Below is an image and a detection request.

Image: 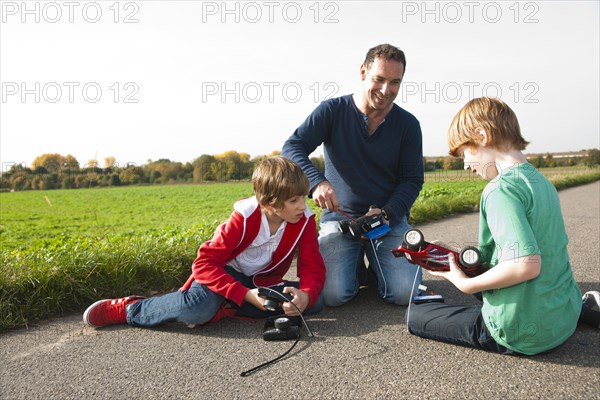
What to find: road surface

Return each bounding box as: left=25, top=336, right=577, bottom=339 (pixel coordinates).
left=1, top=181, right=598, bottom=399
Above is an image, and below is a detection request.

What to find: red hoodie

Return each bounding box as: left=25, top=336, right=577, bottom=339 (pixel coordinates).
left=180, top=197, right=325, bottom=308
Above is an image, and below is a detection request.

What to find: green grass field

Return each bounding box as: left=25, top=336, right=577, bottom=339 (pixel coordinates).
left=1, top=166, right=598, bottom=331
left=1, top=182, right=254, bottom=252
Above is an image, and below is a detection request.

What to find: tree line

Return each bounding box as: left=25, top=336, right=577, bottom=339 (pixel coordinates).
left=1, top=149, right=598, bottom=192
left=424, top=149, right=599, bottom=172
left=0, top=151, right=325, bottom=191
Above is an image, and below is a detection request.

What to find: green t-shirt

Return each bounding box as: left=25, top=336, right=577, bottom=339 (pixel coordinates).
left=479, top=163, right=581, bottom=355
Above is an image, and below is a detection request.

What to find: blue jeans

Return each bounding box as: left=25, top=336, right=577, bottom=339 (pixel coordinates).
left=318, top=219, right=422, bottom=306
left=126, top=266, right=324, bottom=327
left=406, top=302, right=514, bottom=354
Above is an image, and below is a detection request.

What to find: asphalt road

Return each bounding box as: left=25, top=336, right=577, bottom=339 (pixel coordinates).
left=1, top=181, right=599, bottom=400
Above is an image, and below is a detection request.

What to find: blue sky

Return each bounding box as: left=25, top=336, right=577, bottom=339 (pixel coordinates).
left=1, top=1, right=599, bottom=168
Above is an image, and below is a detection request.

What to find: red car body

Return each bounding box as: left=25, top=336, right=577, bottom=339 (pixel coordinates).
left=392, top=229, right=485, bottom=277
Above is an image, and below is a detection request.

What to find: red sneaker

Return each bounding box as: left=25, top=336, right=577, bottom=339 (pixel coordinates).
left=83, top=295, right=144, bottom=328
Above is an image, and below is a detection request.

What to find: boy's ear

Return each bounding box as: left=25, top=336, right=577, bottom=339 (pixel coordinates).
left=476, top=128, right=490, bottom=147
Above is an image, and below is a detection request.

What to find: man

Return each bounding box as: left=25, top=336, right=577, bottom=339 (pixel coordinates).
left=282, top=43, right=424, bottom=307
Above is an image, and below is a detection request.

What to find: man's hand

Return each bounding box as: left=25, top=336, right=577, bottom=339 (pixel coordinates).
left=312, top=181, right=339, bottom=211
left=364, top=206, right=390, bottom=223
left=360, top=206, right=390, bottom=239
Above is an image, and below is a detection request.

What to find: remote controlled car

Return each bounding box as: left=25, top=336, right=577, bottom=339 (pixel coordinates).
left=392, top=229, right=485, bottom=277
left=262, top=315, right=301, bottom=341
left=338, top=205, right=393, bottom=239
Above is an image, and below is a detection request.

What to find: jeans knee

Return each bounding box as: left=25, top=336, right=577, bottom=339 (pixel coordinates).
left=323, top=289, right=356, bottom=307
left=382, top=290, right=412, bottom=306
left=176, top=305, right=213, bottom=325
left=305, top=295, right=325, bottom=314
left=324, top=297, right=346, bottom=307
left=178, top=284, right=223, bottom=325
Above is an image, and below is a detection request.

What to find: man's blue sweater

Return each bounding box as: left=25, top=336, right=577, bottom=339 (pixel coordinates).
left=282, top=94, right=424, bottom=227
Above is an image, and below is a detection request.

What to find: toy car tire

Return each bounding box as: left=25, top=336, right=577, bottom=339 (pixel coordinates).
left=403, top=229, right=425, bottom=251
left=274, top=317, right=291, bottom=330
left=338, top=220, right=350, bottom=234
left=348, top=221, right=362, bottom=238
left=381, top=205, right=393, bottom=221
left=459, top=246, right=481, bottom=268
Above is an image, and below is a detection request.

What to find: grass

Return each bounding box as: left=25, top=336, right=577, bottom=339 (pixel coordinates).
left=1, top=167, right=598, bottom=331
left=0, top=228, right=206, bottom=330
left=0, top=182, right=254, bottom=252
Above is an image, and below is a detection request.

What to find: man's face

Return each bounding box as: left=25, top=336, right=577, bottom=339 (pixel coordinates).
left=360, top=57, right=404, bottom=112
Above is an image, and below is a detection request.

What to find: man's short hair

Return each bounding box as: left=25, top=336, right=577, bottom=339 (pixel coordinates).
left=448, top=97, right=529, bottom=157
left=253, top=156, right=309, bottom=209
left=363, top=44, right=406, bottom=71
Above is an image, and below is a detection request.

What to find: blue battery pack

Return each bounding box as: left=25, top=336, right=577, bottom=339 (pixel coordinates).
left=413, top=294, right=445, bottom=304
left=363, top=224, right=392, bottom=239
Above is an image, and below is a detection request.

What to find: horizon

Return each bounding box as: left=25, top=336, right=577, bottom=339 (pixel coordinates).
left=7, top=147, right=597, bottom=170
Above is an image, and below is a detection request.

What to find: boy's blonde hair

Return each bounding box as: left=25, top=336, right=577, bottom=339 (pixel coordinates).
left=253, top=156, right=309, bottom=209
left=448, top=97, right=529, bottom=157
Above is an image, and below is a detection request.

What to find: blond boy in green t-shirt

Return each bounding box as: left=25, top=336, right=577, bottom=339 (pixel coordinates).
left=407, top=97, right=599, bottom=355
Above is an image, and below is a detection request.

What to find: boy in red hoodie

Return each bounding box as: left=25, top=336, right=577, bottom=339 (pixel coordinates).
left=84, top=156, right=325, bottom=328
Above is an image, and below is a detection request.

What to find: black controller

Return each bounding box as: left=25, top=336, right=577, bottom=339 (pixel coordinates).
left=258, top=287, right=293, bottom=312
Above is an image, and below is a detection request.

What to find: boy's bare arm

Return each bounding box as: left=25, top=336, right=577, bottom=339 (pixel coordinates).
left=430, top=253, right=541, bottom=294
left=244, top=289, right=266, bottom=310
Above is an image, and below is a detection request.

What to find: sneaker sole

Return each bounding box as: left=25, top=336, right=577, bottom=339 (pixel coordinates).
left=82, top=299, right=110, bottom=328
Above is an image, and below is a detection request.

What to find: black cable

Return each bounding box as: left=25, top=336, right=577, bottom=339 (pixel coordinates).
left=240, top=336, right=300, bottom=377
left=239, top=287, right=313, bottom=377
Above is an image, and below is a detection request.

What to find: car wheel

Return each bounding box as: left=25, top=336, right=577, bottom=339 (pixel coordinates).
left=459, top=246, right=481, bottom=267
left=403, top=229, right=424, bottom=251
left=381, top=205, right=393, bottom=221
left=348, top=221, right=362, bottom=238
left=338, top=220, right=350, bottom=234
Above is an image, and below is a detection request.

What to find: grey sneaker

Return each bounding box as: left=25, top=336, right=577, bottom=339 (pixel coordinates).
left=580, top=291, right=600, bottom=329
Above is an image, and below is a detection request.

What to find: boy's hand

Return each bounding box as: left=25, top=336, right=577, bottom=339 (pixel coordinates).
left=282, top=287, right=309, bottom=316
left=428, top=253, right=471, bottom=293
left=244, top=288, right=266, bottom=311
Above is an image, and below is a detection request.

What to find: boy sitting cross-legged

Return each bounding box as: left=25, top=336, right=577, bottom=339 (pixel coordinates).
left=407, top=97, right=599, bottom=355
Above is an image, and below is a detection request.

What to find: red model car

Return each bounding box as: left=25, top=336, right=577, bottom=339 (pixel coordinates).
left=392, top=229, right=485, bottom=277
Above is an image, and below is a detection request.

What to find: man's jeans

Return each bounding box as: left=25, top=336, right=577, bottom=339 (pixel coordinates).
left=126, top=266, right=324, bottom=327
left=407, top=302, right=513, bottom=354
left=318, top=218, right=422, bottom=307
